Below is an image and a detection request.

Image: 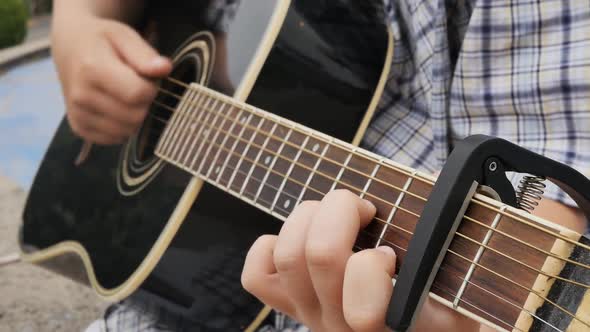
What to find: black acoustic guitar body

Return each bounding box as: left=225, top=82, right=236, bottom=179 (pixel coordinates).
left=21, top=1, right=390, bottom=330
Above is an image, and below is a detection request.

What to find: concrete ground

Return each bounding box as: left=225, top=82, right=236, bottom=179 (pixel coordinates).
left=0, top=14, right=109, bottom=332
left=0, top=176, right=108, bottom=332
left=0, top=56, right=64, bottom=188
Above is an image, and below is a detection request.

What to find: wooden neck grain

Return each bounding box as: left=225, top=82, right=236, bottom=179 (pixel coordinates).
left=155, top=84, right=585, bottom=331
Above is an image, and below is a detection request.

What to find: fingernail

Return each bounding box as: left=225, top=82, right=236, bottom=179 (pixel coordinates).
left=376, top=246, right=396, bottom=256
left=363, top=199, right=376, bottom=212
left=151, top=56, right=169, bottom=68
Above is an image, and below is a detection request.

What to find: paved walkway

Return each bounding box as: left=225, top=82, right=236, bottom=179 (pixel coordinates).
left=25, top=15, right=51, bottom=43
left=0, top=15, right=61, bottom=189
left=0, top=57, right=63, bottom=188
left=0, top=16, right=108, bottom=331
left=0, top=175, right=107, bottom=332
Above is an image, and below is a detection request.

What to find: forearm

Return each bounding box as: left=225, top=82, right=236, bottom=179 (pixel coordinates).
left=53, top=0, right=145, bottom=23
left=535, top=198, right=586, bottom=234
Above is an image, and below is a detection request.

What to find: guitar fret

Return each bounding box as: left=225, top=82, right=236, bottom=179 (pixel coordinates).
left=376, top=169, right=417, bottom=247
left=159, top=89, right=198, bottom=155
left=215, top=112, right=253, bottom=183
left=227, top=117, right=265, bottom=190
left=269, top=131, right=305, bottom=211
left=257, top=127, right=292, bottom=202
left=196, top=103, right=230, bottom=174
left=153, top=84, right=585, bottom=331
left=170, top=93, right=209, bottom=162
left=240, top=122, right=279, bottom=196
left=167, top=91, right=205, bottom=159
left=158, top=89, right=192, bottom=154
left=177, top=94, right=209, bottom=165
left=360, top=163, right=381, bottom=199
left=297, top=140, right=331, bottom=204
left=185, top=100, right=220, bottom=169
left=205, top=107, right=243, bottom=179
left=453, top=206, right=507, bottom=309
left=330, top=149, right=355, bottom=191
left=185, top=99, right=220, bottom=168
left=209, top=167, right=276, bottom=218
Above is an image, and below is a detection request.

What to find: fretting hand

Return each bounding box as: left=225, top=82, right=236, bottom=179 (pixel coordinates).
left=52, top=3, right=172, bottom=145
left=241, top=189, right=482, bottom=332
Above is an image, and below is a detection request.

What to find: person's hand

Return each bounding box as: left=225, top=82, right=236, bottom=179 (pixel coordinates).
left=52, top=14, right=172, bottom=145
left=241, top=189, right=482, bottom=332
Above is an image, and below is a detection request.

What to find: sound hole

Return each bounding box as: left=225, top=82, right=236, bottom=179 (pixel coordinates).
left=135, top=56, right=199, bottom=164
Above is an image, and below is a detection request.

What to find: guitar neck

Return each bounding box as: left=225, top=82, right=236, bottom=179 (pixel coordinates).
left=155, top=83, right=584, bottom=331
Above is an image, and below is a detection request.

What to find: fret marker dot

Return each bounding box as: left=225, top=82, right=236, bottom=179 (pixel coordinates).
left=215, top=166, right=221, bottom=174
left=264, top=156, right=272, bottom=165
left=312, top=143, right=320, bottom=152
left=190, top=123, right=197, bottom=131
left=202, top=129, right=209, bottom=137
left=283, top=199, right=291, bottom=209
left=241, top=116, right=248, bottom=123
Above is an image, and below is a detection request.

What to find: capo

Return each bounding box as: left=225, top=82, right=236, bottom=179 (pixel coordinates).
left=386, top=134, right=590, bottom=331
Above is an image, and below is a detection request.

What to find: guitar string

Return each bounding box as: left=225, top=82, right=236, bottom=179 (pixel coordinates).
left=153, top=80, right=590, bottom=326
left=346, top=249, right=555, bottom=332
left=152, top=133, right=561, bottom=332
left=429, top=285, right=527, bottom=332
left=145, top=102, right=590, bottom=327
left=150, top=90, right=590, bottom=274
left=180, top=148, right=536, bottom=331
left=163, top=77, right=590, bottom=255
left=160, top=78, right=590, bottom=259
left=146, top=121, right=568, bottom=332
left=147, top=85, right=590, bottom=325
left=354, top=236, right=561, bottom=332
left=148, top=95, right=590, bottom=277
left=149, top=111, right=590, bottom=289
left=154, top=89, right=430, bottom=203
left=153, top=86, right=590, bottom=282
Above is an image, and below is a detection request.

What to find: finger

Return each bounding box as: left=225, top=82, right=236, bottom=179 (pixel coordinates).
left=87, top=109, right=138, bottom=138
left=242, top=235, right=295, bottom=316
left=86, top=55, right=160, bottom=108
left=68, top=118, right=125, bottom=145
left=69, top=87, right=149, bottom=128
left=106, top=23, right=172, bottom=78
left=343, top=246, right=396, bottom=332
left=77, top=38, right=161, bottom=108
left=68, top=108, right=136, bottom=144
left=82, top=131, right=124, bottom=145
left=305, top=190, right=377, bottom=325
left=273, top=201, right=321, bottom=318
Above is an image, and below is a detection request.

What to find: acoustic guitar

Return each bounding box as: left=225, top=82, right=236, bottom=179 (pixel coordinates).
left=20, top=1, right=590, bottom=331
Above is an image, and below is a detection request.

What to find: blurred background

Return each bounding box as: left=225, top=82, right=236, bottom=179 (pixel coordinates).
left=1, top=0, right=58, bottom=187
left=0, top=1, right=107, bottom=331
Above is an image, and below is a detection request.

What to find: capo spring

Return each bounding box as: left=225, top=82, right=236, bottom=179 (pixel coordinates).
left=516, top=175, right=546, bottom=213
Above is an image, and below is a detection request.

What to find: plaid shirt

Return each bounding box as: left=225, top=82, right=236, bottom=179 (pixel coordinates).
left=363, top=0, right=590, bottom=207
left=87, top=0, right=590, bottom=331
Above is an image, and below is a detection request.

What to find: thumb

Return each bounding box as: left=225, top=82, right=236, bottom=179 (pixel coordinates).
left=343, top=246, right=396, bottom=332
left=106, top=23, right=172, bottom=78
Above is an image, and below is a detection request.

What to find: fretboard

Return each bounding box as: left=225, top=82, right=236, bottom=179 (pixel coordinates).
left=155, top=83, right=587, bottom=331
